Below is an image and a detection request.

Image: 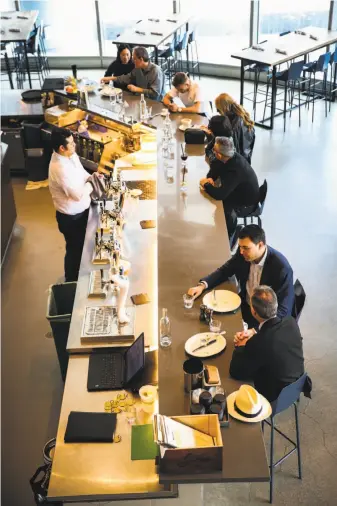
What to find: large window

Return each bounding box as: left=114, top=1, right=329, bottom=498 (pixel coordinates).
left=99, top=0, right=174, bottom=57
left=259, top=0, right=331, bottom=41
left=20, top=0, right=99, bottom=56
left=180, top=0, right=250, bottom=65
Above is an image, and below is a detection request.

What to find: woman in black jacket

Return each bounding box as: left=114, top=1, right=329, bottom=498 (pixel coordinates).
left=201, top=115, right=233, bottom=165
left=101, top=44, right=135, bottom=83
left=215, top=93, right=255, bottom=163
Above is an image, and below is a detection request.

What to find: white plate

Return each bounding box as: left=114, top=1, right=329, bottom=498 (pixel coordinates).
left=185, top=332, right=226, bottom=358
left=100, top=86, right=122, bottom=97
left=203, top=290, right=241, bottom=313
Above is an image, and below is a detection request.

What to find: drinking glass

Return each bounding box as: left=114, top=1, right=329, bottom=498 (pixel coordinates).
left=127, top=405, right=137, bottom=425
left=146, top=106, right=152, bottom=119
left=110, top=92, right=116, bottom=107
left=183, top=294, right=194, bottom=309
left=209, top=319, right=222, bottom=333
left=117, top=91, right=123, bottom=104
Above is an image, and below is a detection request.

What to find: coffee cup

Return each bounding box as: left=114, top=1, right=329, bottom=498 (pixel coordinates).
left=161, top=108, right=168, bottom=117
left=181, top=118, right=192, bottom=130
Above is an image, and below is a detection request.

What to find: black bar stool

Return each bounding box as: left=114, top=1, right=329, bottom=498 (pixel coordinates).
left=303, top=51, right=331, bottom=122
left=188, top=31, right=200, bottom=80
left=263, top=60, right=305, bottom=132
left=328, top=48, right=337, bottom=112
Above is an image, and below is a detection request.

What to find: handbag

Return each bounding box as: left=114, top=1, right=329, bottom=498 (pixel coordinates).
left=184, top=128, right=206, bottom=144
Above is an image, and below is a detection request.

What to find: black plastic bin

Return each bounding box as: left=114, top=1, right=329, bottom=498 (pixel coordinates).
left=46, top=282, right=77, bottom=381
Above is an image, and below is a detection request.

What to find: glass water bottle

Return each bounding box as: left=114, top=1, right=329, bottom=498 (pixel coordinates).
left=160, top=308, right=172, bottom=347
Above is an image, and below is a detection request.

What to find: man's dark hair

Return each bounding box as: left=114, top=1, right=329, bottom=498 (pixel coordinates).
left=50, top=128, right=72, bottom=153
left=251, top=285, right=278, bottom=319
left=172, top=72, right=188, bottom=88
left=133, top=46, right=149, bottom=62
left=239, top=224, right=266, bottom=245
left=208, top=115, right=233, bottom=138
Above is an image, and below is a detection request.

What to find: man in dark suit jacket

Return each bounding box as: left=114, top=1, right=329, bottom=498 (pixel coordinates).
left=188, top=225, right=294, bottom=328
left=199, top=137, right=260, bottom=238
left=229, top=286, right=304, bottom=402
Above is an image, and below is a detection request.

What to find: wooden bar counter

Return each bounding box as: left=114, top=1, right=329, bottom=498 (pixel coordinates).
left=48, top=93, right=269, bottom=503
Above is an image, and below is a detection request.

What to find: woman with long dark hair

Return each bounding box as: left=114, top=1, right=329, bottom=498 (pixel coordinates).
left=101, top=44, right=134, bottom=82
left=215, top=93, right=255, bottom=163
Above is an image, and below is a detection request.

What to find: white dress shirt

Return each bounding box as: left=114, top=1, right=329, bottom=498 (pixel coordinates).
left=49, top=152, right=92, bottom=215
left=246, top=247, right=268, bottom=304
left=169, top=79, right=203, bottom=107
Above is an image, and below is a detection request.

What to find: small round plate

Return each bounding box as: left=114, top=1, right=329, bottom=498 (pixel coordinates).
left=100, top=86, right=122, bottom=97
left=203, top=290, right=241, bottom=313
left=129, top=189, right=143, bottom=197
left=185, top=332, right=226, bottom=358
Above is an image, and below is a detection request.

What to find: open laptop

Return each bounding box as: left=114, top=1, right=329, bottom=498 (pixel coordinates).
left=87, top=333, right=145, bottom=392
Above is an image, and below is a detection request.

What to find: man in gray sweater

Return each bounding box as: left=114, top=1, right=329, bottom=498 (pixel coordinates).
left=104, top=46, right=164, bottom=100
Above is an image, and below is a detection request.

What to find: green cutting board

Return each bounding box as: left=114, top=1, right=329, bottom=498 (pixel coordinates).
left=131, top=424, right=159, bottom=460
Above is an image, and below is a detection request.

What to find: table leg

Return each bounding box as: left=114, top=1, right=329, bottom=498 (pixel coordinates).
left=240, top=60, right=244, bottom=105
left=186, top=21, right=190, bottom=74
left=4, top=51, right=14, bottom=89
left=270, top=65, right=277, bottom=130
left=24, top=41, right=32, bottom=89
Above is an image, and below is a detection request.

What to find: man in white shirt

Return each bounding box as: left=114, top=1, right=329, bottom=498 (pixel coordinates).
left=163, top=72, right=203, bottom=113
left=49, top=128, right=104, bottom=282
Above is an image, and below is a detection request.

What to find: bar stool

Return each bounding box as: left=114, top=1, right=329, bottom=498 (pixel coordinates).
left=1, top=42, right=22, bottom=89
left=303, top=51, right=330, bottom=122
left=15, top=27, right=49, bottom=87
left=262, top=373, right=308, bottom=503
left=157, top=39, right=178, bottom=85
left=188, top=31, right=200, bottom=80
left=174, top=31, right=188, bottom=72
left=328, top=48, right=337, bottom=112
left=263, top=60, right=305, bottom=132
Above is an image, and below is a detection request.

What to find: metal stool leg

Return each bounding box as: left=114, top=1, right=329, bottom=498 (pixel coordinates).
left=283, top=81, right=288, bottom=132
left=269, top=417, right=275, bottom=503
left=324, top=70, right=328, bottom=118
left=263, top=77, right=271, bottom=122
left=294, top=403, right=302, bottom=479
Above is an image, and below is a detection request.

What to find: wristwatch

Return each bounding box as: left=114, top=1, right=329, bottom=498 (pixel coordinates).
left=178, top=107, right=182, bottom=113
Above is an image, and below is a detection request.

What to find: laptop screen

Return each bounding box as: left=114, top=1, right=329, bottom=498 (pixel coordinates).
left=125, top=333, right=145, bottom=384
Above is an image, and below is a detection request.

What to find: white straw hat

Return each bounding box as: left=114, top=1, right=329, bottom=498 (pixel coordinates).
left=227, top=385, right=272, bottom=423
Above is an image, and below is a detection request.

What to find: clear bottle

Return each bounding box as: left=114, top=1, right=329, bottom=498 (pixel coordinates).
left=160, top=308, right=172, bottom=347
left=139, top=93, right=146, bottom=121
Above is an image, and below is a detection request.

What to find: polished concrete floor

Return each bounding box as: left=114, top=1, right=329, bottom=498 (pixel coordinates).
left=1, top=75, right=337, bottom=506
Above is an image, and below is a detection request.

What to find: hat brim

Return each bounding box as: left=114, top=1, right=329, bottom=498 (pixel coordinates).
left=227, top=391, right=272, bottom=423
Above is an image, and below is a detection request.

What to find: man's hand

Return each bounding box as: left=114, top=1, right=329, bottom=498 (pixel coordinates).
left=101, top=76, right=116, bottom=83
left=188, top=285, right=204, bottom=298
left=200, top=177, right=215, bottom=188
left=127, top=84, right=142, bottom=93
left=169, top=103, right=179, bottom=112
left=234, top=328, right=256, bottom=347
left=199, top=125, right=212, bottom=135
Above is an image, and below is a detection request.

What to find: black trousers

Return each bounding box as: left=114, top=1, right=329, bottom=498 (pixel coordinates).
left=223, top=200, right=257, bottom=239
left=56, top=208, right=89, bottom=282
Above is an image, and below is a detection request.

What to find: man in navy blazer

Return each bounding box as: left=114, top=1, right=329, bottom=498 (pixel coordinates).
left=188, top=225, right=294, bottom=328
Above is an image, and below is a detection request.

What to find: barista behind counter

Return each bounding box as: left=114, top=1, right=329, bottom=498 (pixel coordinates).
left=49, top=129, right=106, bottom=282
left=101, top=46, right=164, bottom=101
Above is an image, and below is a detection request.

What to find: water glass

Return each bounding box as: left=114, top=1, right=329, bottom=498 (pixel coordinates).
left=110, top=93, right=116, bottom=107
left=209, top=319, right=222, bottom=333
left=117, top=91, right=123, bottom=104
left=127, top=405, right=137, bottom=425
left=146, top=106, right=152, bottom=119
left=183, top=293, right=194, bottom=309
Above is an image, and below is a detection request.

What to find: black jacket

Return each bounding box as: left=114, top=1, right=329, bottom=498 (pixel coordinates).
left=230, top=316, right=305, bottom=402
left=205, top=152, right=259, bottom=208
left=231, top=116, right=255, bottom=164
left=104, top=60, right=135, bottom=77
left=202, top=246, right=295, bottom=319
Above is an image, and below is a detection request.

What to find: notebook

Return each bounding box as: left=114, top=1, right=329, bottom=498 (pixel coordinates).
left=64, top=412, right=117, bottom=443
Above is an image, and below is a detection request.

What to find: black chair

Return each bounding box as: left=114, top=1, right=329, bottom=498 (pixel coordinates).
left=303, top=51, right=331, bottom=122
left=237, top=179, right=268, bottom=227
left=157, top=38, right=178, bottom=85
left=188, top=31, right=200, bottom=80
left=328, top=48, right=337, bottom=112
left=262, top=373, right=308, bottom=503
left=263, top=60, right=305, bottom=132
left=292, top=279, right=306, bottom=323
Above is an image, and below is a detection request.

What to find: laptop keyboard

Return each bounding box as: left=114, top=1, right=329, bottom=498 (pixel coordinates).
left=97, top=354, right=121, bottom=388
